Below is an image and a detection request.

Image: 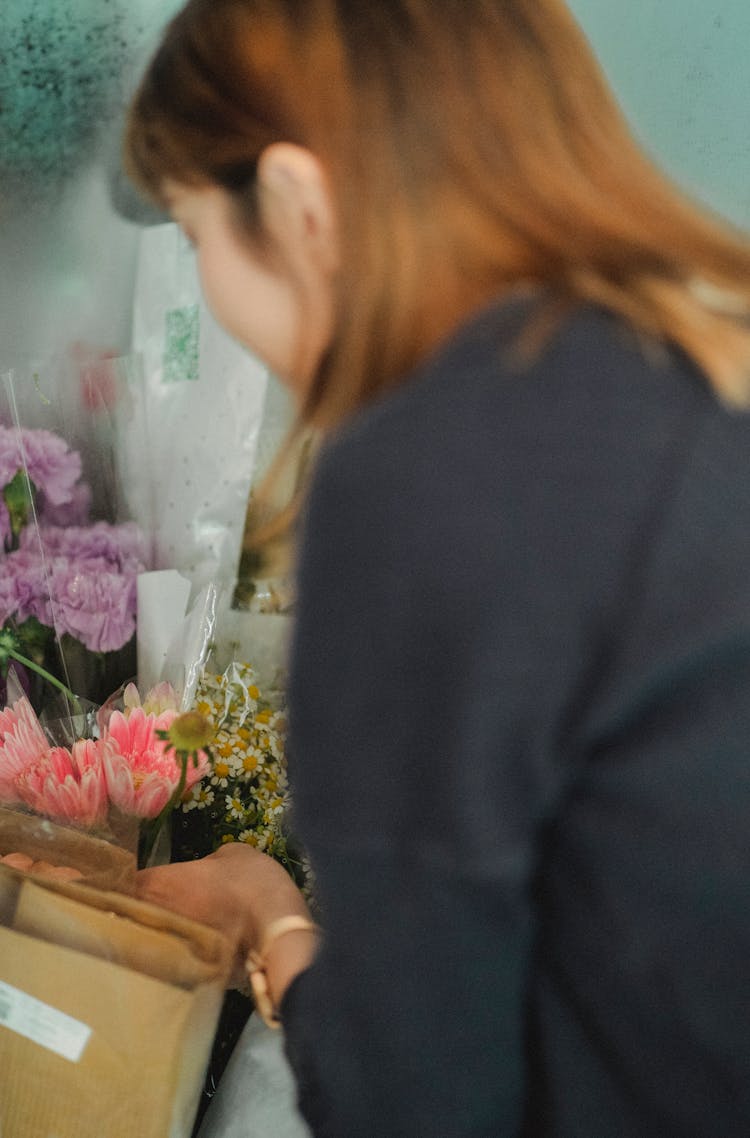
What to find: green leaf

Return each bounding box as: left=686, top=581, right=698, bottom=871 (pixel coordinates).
left=0, top=626, right=22, bottom=676
left=14, top=616, right=54, bottom=665
left=2, top=470, right=36, bottom=542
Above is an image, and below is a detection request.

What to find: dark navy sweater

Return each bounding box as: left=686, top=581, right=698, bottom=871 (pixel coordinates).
left=282, top=299, right=750, bottom=1137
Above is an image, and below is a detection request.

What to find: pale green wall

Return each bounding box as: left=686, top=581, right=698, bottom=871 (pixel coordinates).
left=1, top=1, right=746, bottom=227
left=568, top=0, right=750, bottom=228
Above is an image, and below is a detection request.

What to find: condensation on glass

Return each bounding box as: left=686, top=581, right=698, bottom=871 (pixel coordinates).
left=0, top=0, right=178, bottom=384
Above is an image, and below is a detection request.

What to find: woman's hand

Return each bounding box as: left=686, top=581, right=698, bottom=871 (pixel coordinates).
left=136, top=842, right=316, bottom=992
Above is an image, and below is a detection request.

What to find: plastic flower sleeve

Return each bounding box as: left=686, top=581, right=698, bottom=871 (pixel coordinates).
left=211, top=597, right=293, bottom=703
left=1, top=360, right=148, bottom=711
left=137, top=578, right=291, bottom=715
left=0, top=685, right=140, bottom=882
left=143, top=583, right=310, bottom=892
left=135, top=570, right=192, bottom=694
left=130, top=222, right=280, bottom=594
left=135, top=575, right=217, bottom=708
left=0, top=659, right=215, bottom=875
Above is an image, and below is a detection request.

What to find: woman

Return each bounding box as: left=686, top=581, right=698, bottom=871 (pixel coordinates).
left=128, top=2, right=750, bottom=1134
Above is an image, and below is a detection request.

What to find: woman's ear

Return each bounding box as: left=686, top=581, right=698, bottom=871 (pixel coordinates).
left=257, top=143, right=338, bottom=275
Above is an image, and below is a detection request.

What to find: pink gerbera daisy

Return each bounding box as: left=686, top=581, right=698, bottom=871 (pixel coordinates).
left=102, top=708, right=209, bottom=819
left=15, top=738, right=111, bottom=828
left=0, top=696, right=50, bottom=803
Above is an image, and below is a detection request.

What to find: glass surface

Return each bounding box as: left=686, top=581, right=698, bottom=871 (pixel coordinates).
left=0, top=0, right=179, bottom=387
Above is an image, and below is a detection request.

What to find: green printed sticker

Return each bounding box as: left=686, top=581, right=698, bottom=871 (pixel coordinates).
left=163, top=305, right=200, bottom=383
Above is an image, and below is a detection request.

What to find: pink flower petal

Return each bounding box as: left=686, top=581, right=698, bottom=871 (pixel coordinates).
left=0, top=697, right=50, bottom=802
left=15, top=740, right=109, bottom=828
left=133, top=775, right=173, bottom=819
left=101, top=747, right=137, bottom=815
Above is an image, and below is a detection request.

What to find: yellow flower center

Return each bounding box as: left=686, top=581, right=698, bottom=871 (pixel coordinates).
left=168, top=711, right=214, bottom=753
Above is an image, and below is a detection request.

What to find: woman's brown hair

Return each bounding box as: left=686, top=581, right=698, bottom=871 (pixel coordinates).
left=127, top=0, right=750, bottom=432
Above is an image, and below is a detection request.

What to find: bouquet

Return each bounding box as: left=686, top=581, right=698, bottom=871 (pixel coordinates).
left=0, top=653, right=307, bottom=886
left=0, top=418, right=146, bottom=710
left=102, top=655, right=306, bottom=890
left=0, top=672, right=211, bottom=873
left=172, top=660, right=308, bottom=888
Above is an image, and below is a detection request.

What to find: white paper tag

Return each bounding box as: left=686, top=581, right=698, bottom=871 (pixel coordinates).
left=0, top=980, right=91, bottom=1063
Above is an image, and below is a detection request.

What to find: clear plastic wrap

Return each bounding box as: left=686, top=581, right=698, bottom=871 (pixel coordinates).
left=1, top=360, right=149, bottom=711
left=129, top=222, right=287, bottom=594
left=135, top=581, right=306, bottom=886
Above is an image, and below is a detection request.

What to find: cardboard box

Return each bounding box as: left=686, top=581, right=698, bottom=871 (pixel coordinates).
left=0, top=865, right=232, bottom=1137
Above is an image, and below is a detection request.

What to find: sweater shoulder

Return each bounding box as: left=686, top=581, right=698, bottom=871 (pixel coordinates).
left=315, top=300, right=720, bottom=523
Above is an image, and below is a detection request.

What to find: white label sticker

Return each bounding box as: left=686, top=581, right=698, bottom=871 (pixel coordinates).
left=0, top=980, right=91, bottom=1063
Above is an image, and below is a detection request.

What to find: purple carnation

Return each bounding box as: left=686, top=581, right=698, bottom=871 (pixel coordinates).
left=0, top=424, right=82, bottom=509
left=1, top=421, right=145, bottom=656
left=46, top=561, right=137, bottom=653
left=17, top=427, right=82, bottom=506
left=3, top=548, right=53, bottom=626
left=21, top=521, right=147, bottom=574
left=2, top=527, right=145, bottom=654
left=40, top=481, right=92, bottom=528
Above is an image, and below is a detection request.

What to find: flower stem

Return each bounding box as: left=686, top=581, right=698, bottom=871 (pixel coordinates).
left=138, top=752, right=190, bottom=868
left=138, top=816, right=169, bottom=868
left=160, top=751, right=189, bottom=824
left=5, top=645, right=81, bottom=714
